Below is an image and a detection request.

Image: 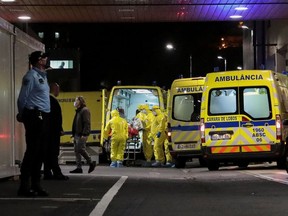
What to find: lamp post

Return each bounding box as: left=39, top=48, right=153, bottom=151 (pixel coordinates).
left=217, top=56, right=227, bottom=71
left=166, top=43, right=193, bottom=77
left=189, top=55, right=192, bottom=77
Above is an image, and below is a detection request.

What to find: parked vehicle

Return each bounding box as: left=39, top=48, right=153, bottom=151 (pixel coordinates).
left=100, top=85, right=166, bottom=165
left=200, top=70, right=288, bottom=170
left=167, top=77, right=205, bottom=168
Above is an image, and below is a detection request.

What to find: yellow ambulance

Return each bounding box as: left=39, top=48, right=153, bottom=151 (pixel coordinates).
left=167, top=77, right=205, bottom=168
left=200, top=70, right=288, bottom=170
left=100, top=85, right=166, bottom=164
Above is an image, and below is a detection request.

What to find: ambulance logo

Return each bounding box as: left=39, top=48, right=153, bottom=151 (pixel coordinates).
left=177, top=86, right=203, bottom=93
left=215, top=74, right=263, bottom=82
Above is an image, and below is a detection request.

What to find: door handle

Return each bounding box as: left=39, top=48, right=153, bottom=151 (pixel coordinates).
left=242, top=123, right=254, bottom=127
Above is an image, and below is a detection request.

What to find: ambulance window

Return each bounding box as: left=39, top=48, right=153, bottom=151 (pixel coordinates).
left=242, top=87, right=271, bottom=119
left=111, top=88, right=161, bottom=122
left=173, top=93, right=201, bottom=122
left=209, top=89, right=237, bottom=114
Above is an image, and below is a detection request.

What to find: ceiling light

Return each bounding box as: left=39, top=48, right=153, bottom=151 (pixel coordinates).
left=18, top=16, right=31, bottom=20
left=230, top=15, right=242, bottom=19
left=1, top=0, right=16, bottom=2
left=241, top=25, right=249, bottom=29
left=166, top=43, right=174, bottom=50
left=235, top=6, right=248, bottom=11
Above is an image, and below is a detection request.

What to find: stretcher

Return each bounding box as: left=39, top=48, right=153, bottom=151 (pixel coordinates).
left=123, top=132, right=143, bottom=166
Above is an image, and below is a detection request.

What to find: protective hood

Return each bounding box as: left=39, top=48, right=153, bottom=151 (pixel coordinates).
left=111, top=110, right=120, bottom=117
left=143, top=104, right=150, bottom=111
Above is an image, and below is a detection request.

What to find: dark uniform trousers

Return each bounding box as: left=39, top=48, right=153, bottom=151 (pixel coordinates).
left=20, top=108, right=49, bottom=191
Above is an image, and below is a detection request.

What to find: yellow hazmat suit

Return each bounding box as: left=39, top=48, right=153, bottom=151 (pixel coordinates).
left=142, top=104, right=155, bottom=164
left=135, top=104, right=146, bottom=125
left=104, top=110, right=128, bottom=167
left=150, top=105, right=166, bottom=166
left=163, top=109, right=173, bottom=165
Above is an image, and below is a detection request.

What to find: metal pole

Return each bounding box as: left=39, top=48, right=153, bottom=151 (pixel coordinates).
left=224, top=59, right=227, bottom=71
left=189, top=55, right=192, bottom=77
left=275, top=46, right=278, bottom=72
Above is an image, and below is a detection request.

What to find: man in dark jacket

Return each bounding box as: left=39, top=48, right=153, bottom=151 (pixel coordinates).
left=44, top=83, right=69, bottom=180
left=70, top=96, right=96, bottom=173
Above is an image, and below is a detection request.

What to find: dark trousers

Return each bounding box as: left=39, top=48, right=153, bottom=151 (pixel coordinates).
left=20, top=108, right=49, bottom=190
left=44, top=133, right=62, bottom=177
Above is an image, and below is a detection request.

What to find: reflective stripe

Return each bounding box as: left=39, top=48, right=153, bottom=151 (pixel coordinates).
left=241, top=145, right=271, bottom=152
left=211, top=146, right=240, bottom=153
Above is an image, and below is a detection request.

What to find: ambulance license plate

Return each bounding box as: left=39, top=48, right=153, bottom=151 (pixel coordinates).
left=176, top=144, right=195, bottom=149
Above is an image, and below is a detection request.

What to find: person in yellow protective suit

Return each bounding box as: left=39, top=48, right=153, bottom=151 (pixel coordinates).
left=141, top=104, right=155, bottom=166
left=150, top=105, right=166, bottom=167
left=162, top=108, right=174, bottom=167
left=103, top=110, right=128, bottom=168
left=134, top=104, right=146, bottom=146
left=135, top=104, right=146, bottom=125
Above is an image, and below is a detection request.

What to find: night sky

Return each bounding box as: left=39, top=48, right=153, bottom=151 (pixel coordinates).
left=29, top=22, right=243, bottom=91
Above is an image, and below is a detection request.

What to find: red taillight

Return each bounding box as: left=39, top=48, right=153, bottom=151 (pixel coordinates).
left=276, top=114, right=282, bottom=140
left=242, top=116, right=250, bottom=122
left=200, top=118, right=205, bottom=143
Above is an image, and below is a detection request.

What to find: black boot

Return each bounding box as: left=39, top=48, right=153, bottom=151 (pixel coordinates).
left=88, top=161, right=96, bottom=173
left=31, top=182, right=49, bottom=197
left=17, top=176, right=37, bottom=197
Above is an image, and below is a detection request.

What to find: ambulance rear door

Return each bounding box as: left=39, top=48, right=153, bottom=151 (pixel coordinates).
left=100, top=88, right=108, bottom=146
left=169, top=78, right=204, bottom=165
left=238, top=85, right=275, bottom=153
left=205, top=87, right=242, bottom=153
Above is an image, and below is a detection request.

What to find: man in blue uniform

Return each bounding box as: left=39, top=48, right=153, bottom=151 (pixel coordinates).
left=17, top=51, right=50, bottom=197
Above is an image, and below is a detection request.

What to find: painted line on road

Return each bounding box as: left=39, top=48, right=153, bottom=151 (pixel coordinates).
left=242, top=171, right=288, bottom=185
left=0, top=197, right=100, bottom=201
left=89, top=175, right=128, bottom=216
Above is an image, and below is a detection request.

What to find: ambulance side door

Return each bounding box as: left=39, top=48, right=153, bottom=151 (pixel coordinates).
left=100, top=89, right=108, bottom=146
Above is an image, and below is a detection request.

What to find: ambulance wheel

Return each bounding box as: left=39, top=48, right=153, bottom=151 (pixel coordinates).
left=99, top=146, right=110, bottom=164
left=198, top=157, right=207, bottom=167
left=276, top=157, right=286, bottom=169
left=207, top=161, right=219, bottom=171
left=175, top=158, right=186, bottom=168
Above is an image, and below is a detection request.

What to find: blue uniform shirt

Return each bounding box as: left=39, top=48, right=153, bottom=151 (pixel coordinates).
left=17, top=67, right=50, bottom=114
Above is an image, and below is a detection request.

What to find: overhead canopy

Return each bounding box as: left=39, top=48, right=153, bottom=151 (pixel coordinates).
left=0, top=0, right=288, bottom=23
